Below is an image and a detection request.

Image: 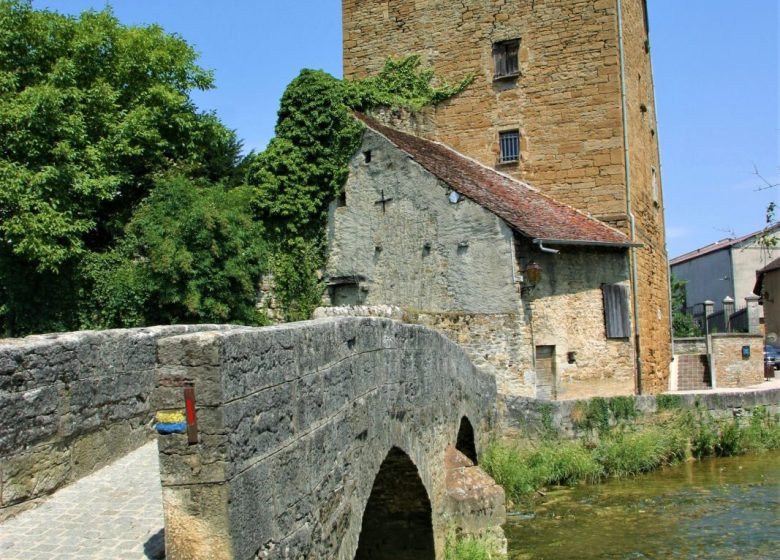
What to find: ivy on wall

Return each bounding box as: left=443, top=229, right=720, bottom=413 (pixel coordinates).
left=247, top=56, right=473, bottom=321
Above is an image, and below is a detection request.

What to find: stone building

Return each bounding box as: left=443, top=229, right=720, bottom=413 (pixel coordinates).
left=341, top=0, right=671, bottom=393
left=326, top=115, right=637, bottom=399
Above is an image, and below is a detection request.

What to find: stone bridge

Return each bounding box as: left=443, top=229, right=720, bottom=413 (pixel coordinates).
left=153, top=317, right=505, bottom=559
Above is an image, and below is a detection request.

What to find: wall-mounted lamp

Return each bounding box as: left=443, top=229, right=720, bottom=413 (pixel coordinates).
left=521, top=260, right=542, bottom=295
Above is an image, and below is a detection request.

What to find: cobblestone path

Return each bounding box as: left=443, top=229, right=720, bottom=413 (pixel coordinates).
left=0, top=442, right=164, bottom=560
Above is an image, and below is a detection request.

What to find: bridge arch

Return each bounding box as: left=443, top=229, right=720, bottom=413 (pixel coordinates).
left=355, top=446, right=434, bottom=560
left=152, top=317, right=499, bottom=559
left=456, top=416, right=478, bottom=464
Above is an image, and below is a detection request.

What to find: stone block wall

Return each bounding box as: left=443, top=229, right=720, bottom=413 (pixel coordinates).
left=0, top=325, right=228, bottom=518
left=521, top=241, right=635, bottom=399
left=153, top=318, right=500, bottom=560
left=619, top=0, right=672, bottom=395
left=407, top=312, right=534, bottom=398
left=503, top=386, right=780, bottom=440
left=711, top=334, right=763, bottom=388
left=342, top=0, right=672, bottom=394
left=674, top=338, right=707, bottom=355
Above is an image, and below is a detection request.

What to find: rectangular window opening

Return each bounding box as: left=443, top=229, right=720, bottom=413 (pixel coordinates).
left=493, top=38, right=520, bottom=79
left=499, top=130, right=520, bottom=164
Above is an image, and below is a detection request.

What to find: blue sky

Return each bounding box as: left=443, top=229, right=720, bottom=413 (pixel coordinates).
left=33, top=1, right=779, bottom=259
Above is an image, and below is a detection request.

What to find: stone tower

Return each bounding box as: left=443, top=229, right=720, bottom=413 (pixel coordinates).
left=342, top=0, right=671, bottom=393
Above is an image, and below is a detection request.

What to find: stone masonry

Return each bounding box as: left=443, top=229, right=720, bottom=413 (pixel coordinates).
left=153, top=318, right=503, bottom=560
left=327, top=122, right=635, bottom=400
left=0, top=324, right=229, bottom=518
left=342, top=0, right=671, bottom=392
left=711, top=334, right=763, bottom=389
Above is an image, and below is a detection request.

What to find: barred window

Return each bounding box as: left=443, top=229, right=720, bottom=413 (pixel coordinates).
left=493, top=39, right=520, bottom=79
left=499, top=130, right=520, bottom=163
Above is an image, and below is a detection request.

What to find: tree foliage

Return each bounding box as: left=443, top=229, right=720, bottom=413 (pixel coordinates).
left=246, top=57, right=472, bottom=319
left=81, top=176, right=268, bottom=328
left=671, top=275, right=700, bottom=337
left=0, top=0, right=472, bottom=335
left=0, top=1, right=250, bottom=335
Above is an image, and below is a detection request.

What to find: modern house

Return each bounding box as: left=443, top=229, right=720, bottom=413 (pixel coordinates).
left=670, top=225, right=780, bottom=313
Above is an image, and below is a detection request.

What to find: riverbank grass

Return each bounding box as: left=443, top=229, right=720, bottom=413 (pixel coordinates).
left=444, top=530, right=505, bottom=560
left=483, top=405, right=780, bottom=505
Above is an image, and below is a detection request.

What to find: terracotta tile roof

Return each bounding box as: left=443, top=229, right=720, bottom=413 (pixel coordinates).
left=356, top=113, right=632, bottom=247
left=670, top=225, right=780, bottom=266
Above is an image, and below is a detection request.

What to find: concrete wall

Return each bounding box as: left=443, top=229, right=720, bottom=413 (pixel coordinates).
left=731, top=241, right=777, bottom=316
left=671, top=249, right=731, bottom=311
left=760, top=268, right=780, bottom=338
left=153, top=318, right=500, bottom=560
left=0, top=325, right=228, bottom=518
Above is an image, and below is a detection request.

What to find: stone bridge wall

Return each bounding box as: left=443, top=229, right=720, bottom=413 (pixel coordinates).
left=0, top=325, right=229, bottom=518
left=153, top=317, right=499, bottom=560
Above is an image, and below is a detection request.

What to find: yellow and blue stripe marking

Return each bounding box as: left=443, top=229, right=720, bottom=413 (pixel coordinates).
left=155, top=410, right=187, bottom=434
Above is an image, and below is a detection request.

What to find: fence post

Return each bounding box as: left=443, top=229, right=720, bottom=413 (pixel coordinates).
left=722, top=296, right=735, bottom=332
left=703, top=300, right=716, bottom=389
left=745, top=295, right=761, bottom=335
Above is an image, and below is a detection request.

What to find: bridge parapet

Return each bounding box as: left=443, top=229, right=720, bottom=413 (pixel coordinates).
left=0, top=324, right=230, bottom=519
left=153, top=317, right=501, bottom=559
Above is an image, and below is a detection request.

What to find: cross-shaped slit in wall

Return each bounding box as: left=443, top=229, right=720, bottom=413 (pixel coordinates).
left=374, top=189, right=393, bottom=213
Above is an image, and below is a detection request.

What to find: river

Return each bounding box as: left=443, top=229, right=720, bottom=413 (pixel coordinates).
left=505, top=451, right=780, bottom=560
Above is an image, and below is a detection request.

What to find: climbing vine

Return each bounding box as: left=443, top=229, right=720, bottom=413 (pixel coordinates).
left=248, top=56, right=473, bottom=319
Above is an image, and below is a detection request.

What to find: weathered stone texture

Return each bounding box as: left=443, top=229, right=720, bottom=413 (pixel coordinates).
left=522, top=242, right=635, bottom=398
left=409, top=312, right=534, bottom=398
left=328, top=128, right=519, bottom=314
left=342, top=0, right=671, bottom=392
left=619, top=0, right=672, bottom=394
left=154, top=318, right=501, bottom=560
left=0, top=324, right=228, bottom=517
left=711, top=334, right=763, bottom=388
left=328, top=128, right=635, bottom=400
left=504, top=386, right=780, bottom=440
left=673, top=338, right=707, bottom=355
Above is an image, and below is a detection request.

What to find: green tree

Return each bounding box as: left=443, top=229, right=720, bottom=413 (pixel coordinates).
left=0, top=1, right=243, bottom=335
left=81, top=175, right=268, bottom=328
left=671, top=275, right=700, bottom=337
left=247, top=57, right=472, bottom=319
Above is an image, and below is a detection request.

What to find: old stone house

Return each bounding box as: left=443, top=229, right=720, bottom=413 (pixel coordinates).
left=326, top=114, right=637, bottom=400
left=341, top=0, right=672, bottom=394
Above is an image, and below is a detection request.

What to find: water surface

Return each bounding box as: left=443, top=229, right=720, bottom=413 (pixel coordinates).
left=506, top=451, right=780, bottom=559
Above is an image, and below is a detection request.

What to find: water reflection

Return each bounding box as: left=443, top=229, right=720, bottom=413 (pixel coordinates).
left=506, top=451, right=780, bottom=559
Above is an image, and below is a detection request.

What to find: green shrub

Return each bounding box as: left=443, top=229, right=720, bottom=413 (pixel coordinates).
left=609, top=396, right=638, bottom=422
left=596, top=426, right=688, bottom=477
left=527, top=441, right=603, bottom=486
left=690, top=420, right=718, bottom=458
left=444, top=532, right=504, bottom=560
left=480, top=442, right=540, bottom=503
left=656, top=394, right=683, bottom=411
left=741, top=406, right=780, bottom=451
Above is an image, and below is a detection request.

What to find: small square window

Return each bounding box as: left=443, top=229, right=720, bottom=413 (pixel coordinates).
left=499, top=130, right=520, bottom=163
left=493, top=39, right=520, bottom=79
